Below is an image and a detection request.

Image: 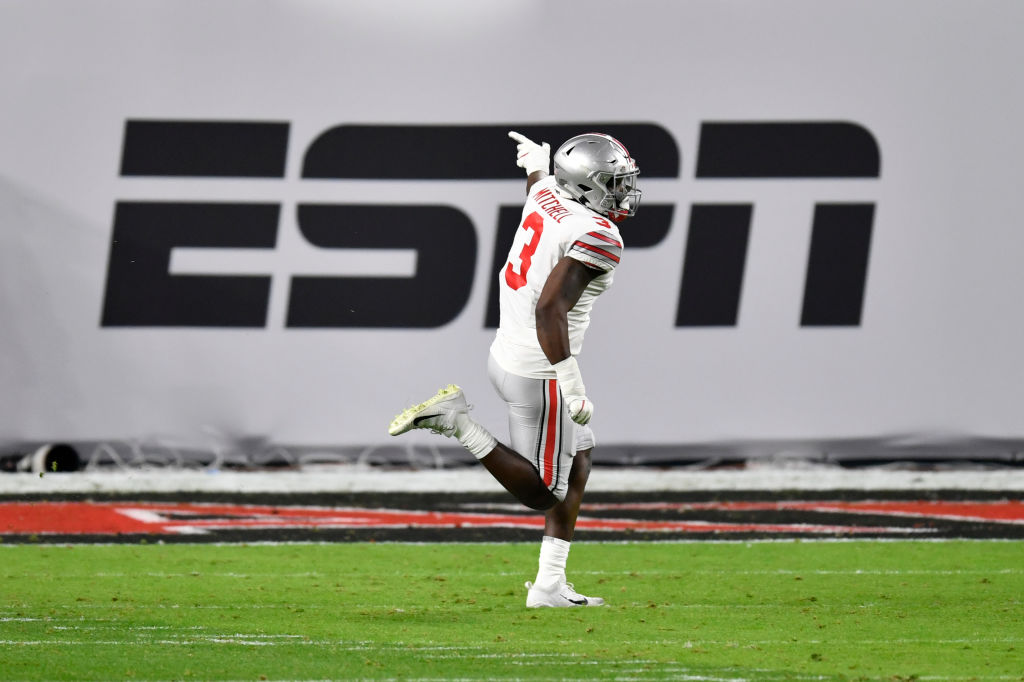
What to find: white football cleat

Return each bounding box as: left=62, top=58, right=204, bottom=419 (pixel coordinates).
left=525, top=580, right=606, bottom=608
left=388, top=384, right=467, bottom=437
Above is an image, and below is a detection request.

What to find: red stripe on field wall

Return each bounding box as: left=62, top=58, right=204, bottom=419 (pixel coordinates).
left=580, top=500, right=1024, bottom=523
left=0, top=501, right=930, bottom=536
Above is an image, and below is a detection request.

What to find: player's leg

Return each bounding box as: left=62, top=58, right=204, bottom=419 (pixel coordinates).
left=525, top=427, right=605, bottom=607
left=478, top=445, right=558, bottom=511
left=387, top=360, right=567, bottom=511
left=486, top=353, right=573, bottom=508
left=543, top=446, right=592, bottom=541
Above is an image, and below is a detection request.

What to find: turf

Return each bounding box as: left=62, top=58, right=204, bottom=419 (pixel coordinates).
left=1, top=541, right=1021, bottom=681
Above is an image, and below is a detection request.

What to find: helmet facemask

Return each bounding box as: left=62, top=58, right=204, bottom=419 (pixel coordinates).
left=591, top=168, right=642, bottom=222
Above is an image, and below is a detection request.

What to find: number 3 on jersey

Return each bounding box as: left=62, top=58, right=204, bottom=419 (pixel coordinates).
left=504, top=211, right=544, bottom=291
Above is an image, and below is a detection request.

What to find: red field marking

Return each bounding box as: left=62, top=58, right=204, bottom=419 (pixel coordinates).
left=580, top=500, right=1024, bottom=524
left=0, top=501, right=923, bottom=536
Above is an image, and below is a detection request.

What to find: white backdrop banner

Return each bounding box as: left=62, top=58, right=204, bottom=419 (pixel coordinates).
left=2, top=0, right=1022, bottom=451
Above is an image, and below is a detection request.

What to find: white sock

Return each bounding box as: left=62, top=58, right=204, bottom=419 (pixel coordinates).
left=453, top=413, right=497, bottom=459
left=533, top=536, right=570, bottom=591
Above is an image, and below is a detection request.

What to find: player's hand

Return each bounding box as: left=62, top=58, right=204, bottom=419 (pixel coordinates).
left=552, top=356, right=594, bottom=425
left=508, top=130, right=550, bottom=176
left=567, top=397, right=594, bottom=426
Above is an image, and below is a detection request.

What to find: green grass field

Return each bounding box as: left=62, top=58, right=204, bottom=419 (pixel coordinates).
left=1, top=541, right=1021, bottom=681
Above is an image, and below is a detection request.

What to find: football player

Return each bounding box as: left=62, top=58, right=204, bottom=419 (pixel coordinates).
left=390, top=129, right=640, bottom=607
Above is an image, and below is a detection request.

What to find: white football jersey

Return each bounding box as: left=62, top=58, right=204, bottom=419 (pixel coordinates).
left=490, top=175, right=623, bottom=379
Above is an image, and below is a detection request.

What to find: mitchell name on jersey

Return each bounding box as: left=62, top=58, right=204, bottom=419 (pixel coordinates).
left=490, top=176, right=623, bottom=379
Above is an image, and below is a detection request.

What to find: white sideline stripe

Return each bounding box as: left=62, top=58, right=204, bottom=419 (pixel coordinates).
left=5, top=599, right=1013, bottom=618
left=11, top=567, right=1016, bottom=580
left=16, top=599, right=1013, bottom=613
left=50, top=625, right=205, bottom=631
left=1, top=636, right=1020, bottom=647
left=562, top=568, right=1024, bottom=577
left=88, top=571, right=325, bottom=578
left=22, top=604, right=329, bottom=610
left=1, top=630, right=1018, bottom=682
left=4, top=465, right=1024, bottom=494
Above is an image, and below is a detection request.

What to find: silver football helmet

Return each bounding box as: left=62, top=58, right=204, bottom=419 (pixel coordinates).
left=552, top=133, right=641, bottom=222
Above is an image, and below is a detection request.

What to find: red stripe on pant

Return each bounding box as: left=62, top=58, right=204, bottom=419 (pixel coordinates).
left=542, top=379, right=559, bottom=486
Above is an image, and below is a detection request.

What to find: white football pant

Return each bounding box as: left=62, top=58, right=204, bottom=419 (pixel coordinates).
left=487, top=353, right=595, bottom=502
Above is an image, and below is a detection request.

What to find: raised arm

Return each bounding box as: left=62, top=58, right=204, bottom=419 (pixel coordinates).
left=508, top=130, right=550, bottom=194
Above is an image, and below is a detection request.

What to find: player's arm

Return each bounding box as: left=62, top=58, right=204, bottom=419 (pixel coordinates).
left=536, top=257, right=597, bottom=363
left=525, top=169, right=547, bottom=195
left=508, top=131, right=550, bottom=194
left=536, top=257, right=601, bottom=424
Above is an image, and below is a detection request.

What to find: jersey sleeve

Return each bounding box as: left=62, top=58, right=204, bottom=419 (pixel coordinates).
left=567, top=226, right=623, bottom=272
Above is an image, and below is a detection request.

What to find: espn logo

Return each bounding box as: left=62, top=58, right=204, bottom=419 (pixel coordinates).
left=101, top=121, right=879, bottom=329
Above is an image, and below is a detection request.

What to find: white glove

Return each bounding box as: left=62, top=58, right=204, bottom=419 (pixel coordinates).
left=552, top=356, right=594, bottom=425
left=508, top=130, right=550, bottom=176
